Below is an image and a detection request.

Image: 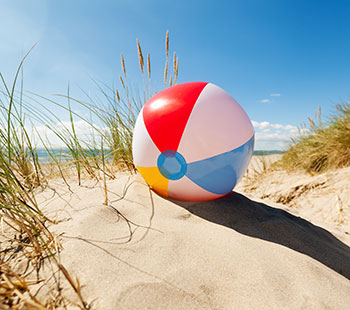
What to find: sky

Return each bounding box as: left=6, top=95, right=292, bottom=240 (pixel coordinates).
left=1, top=0, right=350, bottom=150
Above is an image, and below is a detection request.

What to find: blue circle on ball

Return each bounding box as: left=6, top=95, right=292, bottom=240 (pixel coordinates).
left=157, top=150, right=187, bottom=180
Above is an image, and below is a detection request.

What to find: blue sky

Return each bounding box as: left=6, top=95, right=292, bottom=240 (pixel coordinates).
left=1, top=0, right=350, bottom=149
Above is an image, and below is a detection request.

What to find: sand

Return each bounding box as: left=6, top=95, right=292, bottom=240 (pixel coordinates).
left=238, top=156, right=350, bottom=228
left=33, top=156, right=350, bottom=309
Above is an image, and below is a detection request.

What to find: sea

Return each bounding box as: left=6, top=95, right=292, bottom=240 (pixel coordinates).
left=35, top=148, right=284, bottom=162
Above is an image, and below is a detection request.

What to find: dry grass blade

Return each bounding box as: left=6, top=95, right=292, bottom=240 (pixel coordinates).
left=121, top=54, right=127, bottom=78
left=116, top=89, right=120, bottom=102
left=101, top=139, right=108, bottom=206
left=119, top=75, right=125, bottom=89
left=164, top=59, right=168, bottom=89
left=0, top=263, right=46, bottom=310
left=147, top=53, right=151, bottom=78
left=58, top=263, right=89, bottom=309
left=174, top=57, right=179, bottom=85
left=136, top=39, right=144, bottom=74
left=165, top=30, right=169, bottom=58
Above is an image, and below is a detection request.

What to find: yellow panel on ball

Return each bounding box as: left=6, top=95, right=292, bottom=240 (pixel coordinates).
left=136, top=166, right=169, bottom=197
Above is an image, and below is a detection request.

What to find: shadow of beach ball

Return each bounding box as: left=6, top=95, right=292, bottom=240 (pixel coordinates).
left=132, top=82, right=254, bottom=201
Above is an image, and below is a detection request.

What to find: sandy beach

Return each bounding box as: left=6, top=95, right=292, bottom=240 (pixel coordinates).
left=27, top=155, right=350, bottom=309
left=3, top=3, right=350, bottom=309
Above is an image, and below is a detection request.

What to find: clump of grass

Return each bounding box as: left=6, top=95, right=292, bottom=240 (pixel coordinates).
left=0, top=51, right=89, bottom=308
left=30, top=30, right=179, bottom=178
left=279, top=103, right=350, bottom=173
left=1, top=30, right=179, bottom=307
left=243, top=155, right=274, bottom=189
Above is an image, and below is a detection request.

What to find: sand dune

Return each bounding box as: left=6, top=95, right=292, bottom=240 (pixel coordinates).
left=239, top=159, right=350, bottom=229
left=36, top=166, right=350, bottom=309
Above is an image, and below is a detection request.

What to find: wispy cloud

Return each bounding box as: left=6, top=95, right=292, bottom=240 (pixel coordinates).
left=258, top=93, right=281, bottom=104
left=27, top=120, right=108, bottom=148
left=258, top=99, right=271, bottom=103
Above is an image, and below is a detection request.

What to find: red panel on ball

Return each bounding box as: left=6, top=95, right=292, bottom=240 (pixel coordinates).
left=143, top=82, right=208, bottom=153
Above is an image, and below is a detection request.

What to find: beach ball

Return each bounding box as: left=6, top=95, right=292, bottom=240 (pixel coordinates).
left=132, top=82, right=254, bottom=201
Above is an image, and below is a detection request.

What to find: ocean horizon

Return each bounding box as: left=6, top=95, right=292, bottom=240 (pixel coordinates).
left=33, top=148, right=284, bottom=162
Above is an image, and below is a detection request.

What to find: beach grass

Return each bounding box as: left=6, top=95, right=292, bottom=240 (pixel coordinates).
left=278, top=104, right=350, bottom=173
left=0, top=47, right=90, bottom=309
left=28, top=30, right=178, bottom=178
left=0, top=31, right=176, bottom=308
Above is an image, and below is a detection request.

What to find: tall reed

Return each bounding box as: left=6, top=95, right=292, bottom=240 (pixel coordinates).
left=28, top=30, right=179, bottom=178
left=279, top=104, right=350, bottom=172
left=1, top=31, right=179, bottom=307
left=0, top=52, right=89, bottom=308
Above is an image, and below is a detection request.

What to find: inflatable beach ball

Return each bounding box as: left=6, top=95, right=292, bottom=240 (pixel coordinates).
left=132, top=82, right=254, bottom=201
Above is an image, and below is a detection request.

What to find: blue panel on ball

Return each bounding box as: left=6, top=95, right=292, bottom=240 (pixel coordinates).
left=185, top=136, right=254, bottom=195
left=157, top=150, right=187, bottom=180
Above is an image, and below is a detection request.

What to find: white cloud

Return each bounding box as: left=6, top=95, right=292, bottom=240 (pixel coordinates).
left=258, top=99, right=271, bottom=103
left=257, top=93, right=281, bottom=103
left=27, top=120, right=108, bottom=148
left=252, top=120, right=297, bottom=131
left=252, top=120, right=300, bottom=150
